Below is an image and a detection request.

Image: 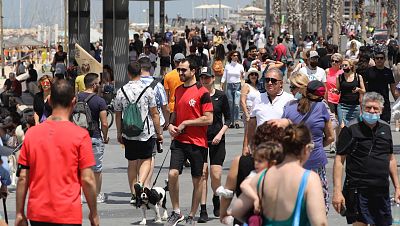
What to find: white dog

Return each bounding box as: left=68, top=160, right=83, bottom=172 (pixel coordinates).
left=138, top=186, right=168, bottom=225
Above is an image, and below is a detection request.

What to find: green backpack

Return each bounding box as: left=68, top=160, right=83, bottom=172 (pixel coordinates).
left=120, top=80, right=158, bottom=137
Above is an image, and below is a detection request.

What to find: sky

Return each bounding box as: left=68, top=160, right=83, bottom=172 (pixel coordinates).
left=4, top=0, right=254, bottom=28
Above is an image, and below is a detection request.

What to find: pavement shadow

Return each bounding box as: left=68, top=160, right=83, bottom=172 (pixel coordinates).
left=107, top=191, right=131, bottom=197
left=105, top=199, right=130, bottom=205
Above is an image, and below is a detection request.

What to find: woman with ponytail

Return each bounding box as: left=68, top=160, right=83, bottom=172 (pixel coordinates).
left=269, top=79, right=334, bottom=213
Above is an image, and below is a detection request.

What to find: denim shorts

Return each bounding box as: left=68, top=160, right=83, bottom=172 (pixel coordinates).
left=91, top=138, right=105, bottom=173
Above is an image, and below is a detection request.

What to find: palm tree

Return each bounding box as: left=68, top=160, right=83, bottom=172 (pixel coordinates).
left=386, top=0, right=397, bottom=36
left=331, top=0, right=342, bottom=45
left=301, top=0, right=310, bottom=38
left=273, top=0, right=281, bottom=34
left=355, top=0, right=367, bottom=42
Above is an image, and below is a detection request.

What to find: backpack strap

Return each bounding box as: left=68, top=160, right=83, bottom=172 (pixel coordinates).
left=149, top=79, right=159, bottom=89
left=135, top=85, right=152, bottom=104
left=121, top=87, right=131, bottom=103
left=83, top=93, right=96, bottom=103
left=293, top=170, right=311, bottom=226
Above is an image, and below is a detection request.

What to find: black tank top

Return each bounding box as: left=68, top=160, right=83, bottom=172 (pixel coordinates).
left=339, top=73, right=360, bottom=105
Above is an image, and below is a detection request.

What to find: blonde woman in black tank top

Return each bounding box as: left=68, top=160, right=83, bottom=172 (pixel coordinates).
left=331, top=60, right=366, bottom=127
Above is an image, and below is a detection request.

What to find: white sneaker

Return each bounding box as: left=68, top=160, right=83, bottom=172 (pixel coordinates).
left=97, top=193, right=106, bottom=203
left=396, top=128, right=399, bottom=132
left=216, top=186, right=234, bottom=198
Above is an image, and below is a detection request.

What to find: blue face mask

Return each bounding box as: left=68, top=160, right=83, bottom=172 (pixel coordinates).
left=294, top=92, right=302, bottom=100
left=361, top=111, right=380, bottom=124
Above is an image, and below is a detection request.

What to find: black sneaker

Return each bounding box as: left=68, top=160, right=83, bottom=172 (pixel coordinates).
left=164, top=211, right=184, bottom=226
left=212, top=195, right=220, bottom=217
left=185, top=216, right=195, bottom=226
left=130, top=194, right=136, bottom=205
left=197, top=211, right=208, bottom=223
left=134, top=183, right=143, bottom=207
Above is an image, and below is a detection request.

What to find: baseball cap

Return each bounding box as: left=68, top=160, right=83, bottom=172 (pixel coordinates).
left=246, top=67, right=260, bottom=77
left=200, top=67, right=213, bottom=77
left=173, top=53, right=185, bottom=62
left=307, top=80, right=326, bottom=97
left=307, top=50, right=319, bottom=59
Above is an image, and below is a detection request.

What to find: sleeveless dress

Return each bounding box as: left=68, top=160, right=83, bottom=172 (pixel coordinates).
left=258, top=170, right=311, bottom=226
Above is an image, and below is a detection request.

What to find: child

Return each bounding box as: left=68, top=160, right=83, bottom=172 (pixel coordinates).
left=221, top=142, right=284, bottom=224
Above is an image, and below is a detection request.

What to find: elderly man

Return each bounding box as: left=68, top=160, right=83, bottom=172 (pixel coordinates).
left=242, top=68, right=294, bottom=155
left=332, top=92, right=400, bottom=226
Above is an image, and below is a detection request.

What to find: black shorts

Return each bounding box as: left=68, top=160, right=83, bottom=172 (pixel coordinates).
left=204, top=140, right=226, bottom=166
left=169, top=140, right=207, bottom=177
left=160, top=56, right=171, bottom=67
left=123, top=137, right=156, bottom=161
left=344, top=188, right=392, bottom=225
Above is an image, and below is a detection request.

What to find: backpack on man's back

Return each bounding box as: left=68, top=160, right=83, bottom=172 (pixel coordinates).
left=72, top=93, right=97, bottom=136
left=120, top=80, right=158, bottom=137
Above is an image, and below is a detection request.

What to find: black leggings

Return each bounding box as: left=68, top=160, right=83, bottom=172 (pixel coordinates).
left=30, top=221, right=81, bottom=226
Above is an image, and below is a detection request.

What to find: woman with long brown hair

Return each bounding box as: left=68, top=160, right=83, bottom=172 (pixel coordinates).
left=33, top=75, right=53, bottom=125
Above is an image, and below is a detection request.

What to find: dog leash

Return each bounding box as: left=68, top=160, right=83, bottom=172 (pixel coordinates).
left=151, top=148, right=170, bottom=189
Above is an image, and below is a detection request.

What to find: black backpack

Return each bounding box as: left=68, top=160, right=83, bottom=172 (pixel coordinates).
left=72, top=93, right=97, bottom=136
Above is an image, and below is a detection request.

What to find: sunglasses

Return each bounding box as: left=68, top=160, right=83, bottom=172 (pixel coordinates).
left=249, top=73, right=258, bottom=77
left=41, top=81, right=50, bottom=86
left=232, top=54, right=239, bottom=57
left=265, top=77, right=281, bottom=84
left=289, top=85, right=298, bottom=90
left=342, top=64, right=349, bottom=67
left=332, top=60, right=340, bottom=63
left=176, top=68, right=189, bottom=73
left=375, top=57, right=384, bottom=60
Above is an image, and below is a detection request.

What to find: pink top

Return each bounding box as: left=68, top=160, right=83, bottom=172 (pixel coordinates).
left=326, top=67, right=342, bottom=104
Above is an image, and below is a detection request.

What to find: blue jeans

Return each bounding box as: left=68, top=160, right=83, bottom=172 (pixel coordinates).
left=337, top=103, right=360, bottom=126
left=226, top=82, right=241, bottom=123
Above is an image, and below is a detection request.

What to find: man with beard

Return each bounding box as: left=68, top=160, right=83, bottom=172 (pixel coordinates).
left=77, top=73, right=109, bottom=203
left=165, top=58, right=213, bottom=226
left=243, top=45, right=257, bottom=72
left=363, top=51, right=399, bottom=123
left=265, top=35, right=275, bottom=58
left=299, top=50, right=327, bottom=83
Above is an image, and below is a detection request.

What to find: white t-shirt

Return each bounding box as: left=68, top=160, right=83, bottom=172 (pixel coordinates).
left=250, top=91, right=295, bottom=126
left=299, top=66, right=327, bottom=82
left=221, top=62, right=244, bottom=84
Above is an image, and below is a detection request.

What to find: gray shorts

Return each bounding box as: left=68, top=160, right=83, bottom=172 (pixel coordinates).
left=92, top=138, right=105, bottom=173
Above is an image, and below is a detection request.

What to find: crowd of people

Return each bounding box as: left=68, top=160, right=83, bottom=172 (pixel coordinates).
left=0, top=22, right=399, bottom=226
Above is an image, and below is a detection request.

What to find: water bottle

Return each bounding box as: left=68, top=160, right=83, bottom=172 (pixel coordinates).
left=392, top=198, right=400, bottom=225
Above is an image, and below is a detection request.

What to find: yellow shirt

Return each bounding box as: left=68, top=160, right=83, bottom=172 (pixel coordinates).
left=75, top=74, right=86, bottom=93
left=164, top=69, right=183, bottom=112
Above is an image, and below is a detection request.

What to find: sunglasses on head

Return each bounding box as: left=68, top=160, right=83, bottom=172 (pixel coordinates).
left=265, top=77, right=281, bottom=84
left=177, top=68, right=189, bottom=73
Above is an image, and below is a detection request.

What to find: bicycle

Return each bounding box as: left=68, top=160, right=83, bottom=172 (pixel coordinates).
left=106, top=104, right=114, bottom=128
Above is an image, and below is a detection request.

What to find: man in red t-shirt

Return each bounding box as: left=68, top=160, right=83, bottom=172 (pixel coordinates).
left=165, top=58, right=213, bottom=226
left=15, top=80, right=99, bottom=226
left=273, top=36, right=288, bottom=62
